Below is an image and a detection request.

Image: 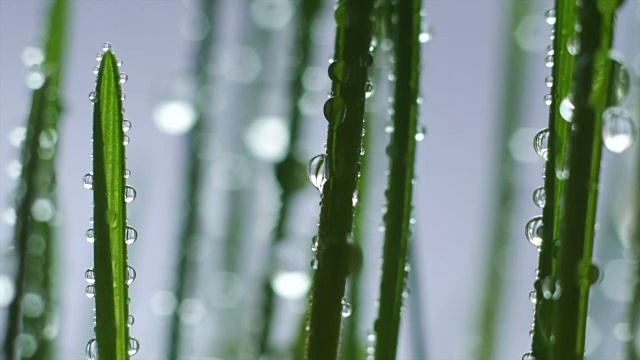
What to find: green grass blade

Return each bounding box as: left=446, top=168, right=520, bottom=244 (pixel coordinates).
left=91, top=49, right=131, bottom=360
left=2, top=0, right=69, bottom=357
left=167, top=1, right=216, bottom=359
left=531, top=1, right=576, bottom=358
left=257, top=0, right=321, bottom=355
left=551, top=0, right=624, bottom=358
left=306, top=0, right=375, bottom=358
left=474, top=1, right=529, bottom=359
left=373, top=0, right=423, bottom=358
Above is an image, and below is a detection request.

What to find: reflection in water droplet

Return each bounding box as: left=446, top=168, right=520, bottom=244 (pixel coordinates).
left=544, top=8, right=556, bottom=25
left=522, top=352, right=535, bottom=360
left=86, top=228, right=95, bottom=243
left=96, top=53, right=103, bottom=62
left=543, top=94, right=552, bottom=106
left=125, top=226, right=138, bottom=245
left=533, top=128, right=549, bottom=160
left=415, top=125, right=426, bottom=142
left=119, top=73, right=128, bottom=84
left=545, top=75, right=553, bottom=88
left=125, top=186, right=137, bottom=203
left=341, top=297, right=352, bottom=318
left=85, top=285, right=96, bottom=298
left=544, top=55, right=554, bottom=68
left=307, top=154, right=328, bottom=192
left=365, top=82, right=374, bottom=98
left=328, top=60, right=350, bottom=84
left=525, top=216, right=544, bottom=247
left=419, top=25, right=433, bottom=43
left=602, top=107, right=636, bottom=153
left=86, top=338, right=97, bottom=360
left=126, top=266, right=137, bottom=285
left=559, top=97, right=574, bottom=122
left=609, top=57, right=630, bottom=105
left=128, top=337, right=140, bottom=356
left=567, top=37, right=580, bottom=55
left=589, top=263, right=600, bottom=285
left=311, top=236, right=318, bottom=252
left=323, top=97, right=347, bottom=125
left=310, top=257, right=318, bottom=270
left=529, top=290, right=537, bottom=304
left=385, top=122, right=394, bottom=134
left=533, top=187, right=546, bottom=208
left=541, top=276, right=561, bottom=300
left=123, top=135, right=130, bottom=146
left=85, top=269, right=95, bottom=284
left=101, top=42, right=112, bottom=52
left=127, top=314, right=135, bottom=327
left=123, top=120, right=132, bottom=132
left=89, top=92, right=97, bottom=103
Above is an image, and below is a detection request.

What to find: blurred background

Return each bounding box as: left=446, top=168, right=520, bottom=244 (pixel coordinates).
left=0, top=0, right=639, bottom=359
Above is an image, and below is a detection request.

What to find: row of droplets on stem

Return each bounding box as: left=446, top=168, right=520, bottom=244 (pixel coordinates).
left=83, top=42, right=139, bottom=359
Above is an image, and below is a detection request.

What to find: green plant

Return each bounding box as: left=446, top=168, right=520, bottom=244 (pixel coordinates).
left=85, top=46, right=138, bottom=360
left=2, top=0, right=69, bottom=358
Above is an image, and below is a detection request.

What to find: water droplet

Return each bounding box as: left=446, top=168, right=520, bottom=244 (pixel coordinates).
left=123, top=135, right=130, bottom=146
left=307, top=154, right=328, bottom=192
left=522, top=352, right=536, bottom=360
left=310, top=257, right=318, bottom=270
left=567, top=37, right=580, bottom=55
left=544, top=9, right=556, bottom=25
left=82, top=173, right=93, bottom=189
left=128, top=337, right=140, bottom=356
left=367, top=330, right=377, bottom=343
left=86, top=228, right=95, bottom=243
left=85, top=285, right=96, bottom=298
left=545, top=75, right=553, bottom=88
left=529, top=290, right=537, bottom=304
left=121, top=93, right=126, bottom=101
left=544, top=55, right=554, bottom=68
left=125, top=226, right=138, bottom=245
left=119, top=73, right=128, bottom=84
left=328, top=60, right=350, bottom=84
left=127, top=314, right=135, bottom=327
left=546, top=44, right=554, bottom=56
left=323, top=97, right=347, bottom=125
left=360, top=53, right=374, bottom=67
left=533, top=128, right=549, bottom=160
left=126, top=266, right=136, bottom=285
left=525, top=216, right=544, bottom=246
left=384, top=122, right=395, bottom=134
left=609, top=57, right=630, bottom=105
left=589, top=263, right=600, bottom=285
left=96, top=53, right=103, bottom=61
left=89, top=92, right=97, bottom=103
left=341, top=297, right=352, bottom=318
left=125, top=186, right=137, bottom=203
left=419, top=25, right=433, bottom=43
left=311, top=236, right=318, bottom=252
left=85, top=269, right=95, bottom=284
left=533, top=187, right=546, bottom=208
left=365, top=82, right=374, bottom=98
left=541, top=276, right=561, bottom=300
left=602, top=107, right=636, bottom=153
left=117, top=59, right=124, bottom=67
left=543, top=94, right=552, bottom=106
left=415, top=124, right=426, bottom=141
left=404, top=262, right=412, bottom=272
left=101, top=42, right=112, bottom=52
left=86, top=338, right=97, bottom=360
left=123, top=120, right=132, bottom=132
left=556, top=165, right=570, bottom=180
left=124, top=169, right=131, bottom=179
left=559, top=97, right=574, bottom=122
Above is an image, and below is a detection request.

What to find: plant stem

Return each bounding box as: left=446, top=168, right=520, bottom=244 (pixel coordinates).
left=3, top=0, right=69, bottom=357
left=257, top=0, right=321, bottom=355
left=92, top=49, right=130, bottom=360
left=474, top=1, right=528, bottom=359
left=532, top=0, right=576, bottom=357
left=167, top=1, right=216, bottom=359
left=373, top=0, right=423, bottom=358
left=551, top=0, right=622, bottom=358
left=306, top=0, right=375, bottom=358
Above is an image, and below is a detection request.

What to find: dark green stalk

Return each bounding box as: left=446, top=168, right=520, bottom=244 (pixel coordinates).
left=167, top=1, right=216, bottom=359
left=551, top=0, right=623, bottom=359
left=531, top=0, right=576, bottom=357
left=91, top=49, right=130, bottom=360
left=257, top=0, right=321, bottom=355
left=3, top=0, right=69, bottom=358
left=306, top=0, right=375, bottom=358
left=474, top=1, right=528, bottom=359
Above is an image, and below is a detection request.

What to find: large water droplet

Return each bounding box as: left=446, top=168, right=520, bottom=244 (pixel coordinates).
left=529, top=290, right=537, bottom=304
left=609, top=58, right=630, bottom=105
left=125, top=226, right=138, bottom=245
left=328, top=60, right=350, bottom=84
left=533, top=187, right=546, bottom=208
left=323, top=97, right=347, bottom=125
left=567, top=37, right=580, bottom=56
left=126, top=266, right=137, bottom=285
left=544, top=9, right=556, bottom=25
left=307, top=154, right=328, bottom=192
left=602, top=107, right=635, bottom=153
left=123, top=120, right=132, bottom=132
left=85, top=268, right=95, bottom=284
left=89, top=92, right=97, bottom=103
left=85, top=285, right=96, bottom=298
left=533, top=128, right=549, bottom=160
left=86, top=338, right=97, bottom=360
left=341, top=297, right=352, bottom=318
left=544, top=55, right=554, bottom=68
left=125, top=186, right=137, bottom=203
left=119, top=73, right=129, bottom=84
left=525, top=216, right=544, bottom=247
left=522, top=352, right=536, bottom=360
left=559, top=97, right=574, bottom=122
left=124, top=169, right=131, bottom=179
left=128, top=337, right=140, bottom=356
left=101, top=42, right=112, bottom=52
left=86, top=228, right=95, bottom=243
left=96, top=53, right=103, bottom=62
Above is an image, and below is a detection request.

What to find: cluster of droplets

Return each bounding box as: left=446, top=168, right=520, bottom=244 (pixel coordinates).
left=85, top=42, right=139, bottom=359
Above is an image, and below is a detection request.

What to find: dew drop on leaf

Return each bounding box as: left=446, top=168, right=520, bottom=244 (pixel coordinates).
left=128, top=337, right=140, bottom=356
left=88, top=92, right=97, bottom=103
left=532, top=187, right=546, bottom=208
left=323, top=96, right=347, bottom=125
left=125, top=186, right=137, bottom=203
left=101, top=42, right=111, bottom=52
left=533, top=128, right=549, bottom=160
left=328, top=60, right=350, bottom=84
left=86, top=228, right=95, bottom=243
left=609, top=57, right=630, bottom=105
left=525, top=216, right=543, bottom=247
left=126, top=265, right=137, bottom=285
left=602, top=107, right=635, bottom=153
left=85, top=285, right=96, bottom=298
left=85, top=268, right=95, bottom=284
left=307, top=154, right=328, bottom=192
left=119, top=73, right=129, bottom=84
left=559, top=97, right=574, bottom=122
left=125, top=226, right=138, bottom=245
left=341, top=297, right=352, bottom=318
left=123, top=120, right=132, bottom=132
left=544, top=8, right=556, bottom=25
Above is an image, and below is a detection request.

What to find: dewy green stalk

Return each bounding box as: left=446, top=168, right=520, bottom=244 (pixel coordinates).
left=2, top=0, right=69, bottom=358
left=551, top=0, right=626, bottom=359
left=529, top=1, right=576, bottom=358
left=257, top=0, right=321, bottom=355
left=85, top=47, right=138, bottom=360
left=167, top=1, right=216, bottom=359
left=305, top=0, right=375, bottom=358
left=474, top=1, right=529, bottom=359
